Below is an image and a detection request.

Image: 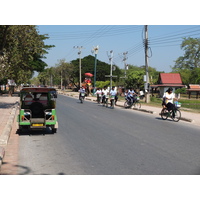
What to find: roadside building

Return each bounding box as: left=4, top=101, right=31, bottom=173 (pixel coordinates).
left=187, top=84, right=200, bottom=99
left=150, top=73, right=185, bottom=97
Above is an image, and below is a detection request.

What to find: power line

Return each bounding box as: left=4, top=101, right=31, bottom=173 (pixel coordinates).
left=149, top=25, right=200, bottom=41
left=45, top=25, right=142, bottom=40
left=65, top=25, right=143, bottom=63
left=149, top=26, right=200, bottom=46
left=65, top=26, right=111, bottom=60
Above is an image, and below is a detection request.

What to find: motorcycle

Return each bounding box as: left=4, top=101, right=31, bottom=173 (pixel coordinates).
left=102, top=95, right=109, bottom=107
left=110, top=95, right=115, bottom=109
left=97, top=93, right=102, bottom=104
left=79, top=93, right=85, bottom=103
left=124, top=96, right=141, bottom=109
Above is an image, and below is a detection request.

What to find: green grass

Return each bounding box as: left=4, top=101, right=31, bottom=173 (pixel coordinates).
left=150, top=96, right=200, bottom=113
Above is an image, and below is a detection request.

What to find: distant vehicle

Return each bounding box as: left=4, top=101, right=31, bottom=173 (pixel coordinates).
left=17, top=87, right=58, bottom=133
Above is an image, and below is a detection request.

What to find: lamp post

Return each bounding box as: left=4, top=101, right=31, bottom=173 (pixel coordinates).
left=92, top=46, right=99, bottom=94
left=74, top=46, right=83, bottom=88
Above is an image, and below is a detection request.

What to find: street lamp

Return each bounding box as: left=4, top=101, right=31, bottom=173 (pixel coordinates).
left=92, top=45, right=99, bottom=94
left=74, top=46, right=83, bottom=88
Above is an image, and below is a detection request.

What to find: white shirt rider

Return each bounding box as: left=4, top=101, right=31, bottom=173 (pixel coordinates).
left=128, top=89, right=135, bottom=97
left=102, top=88, right=109, bottom=96
left=163, top=92, right=175, bottom=104
left=110, top=89, right=117, bottom=96
left=79, top=88, right=85, bottom=93
left=95, top=89, right=102, bottom=96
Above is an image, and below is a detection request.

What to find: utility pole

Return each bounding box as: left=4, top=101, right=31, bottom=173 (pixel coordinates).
left=110, top=50, right=113, bottom=90
left=105, top=50, right=117, bottom=90
left=144, top=25, right=150, bottom=103
left=123, top=51, right=128, bottom=78
left=74, top=46, right=83, bottom=88
left=92, top=45, right=99, bottom=94
left=61, top=69, right=63, bottom=90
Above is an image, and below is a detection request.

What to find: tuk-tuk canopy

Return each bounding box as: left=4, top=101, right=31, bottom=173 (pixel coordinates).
left=20, top=87, right=56, bottom=93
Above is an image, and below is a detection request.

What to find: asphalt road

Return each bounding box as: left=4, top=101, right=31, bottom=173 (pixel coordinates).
left=17, top=94, right=200, bottom=175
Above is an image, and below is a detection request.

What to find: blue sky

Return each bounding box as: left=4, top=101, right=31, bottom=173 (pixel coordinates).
left=37, top=25, right=200, bottom=73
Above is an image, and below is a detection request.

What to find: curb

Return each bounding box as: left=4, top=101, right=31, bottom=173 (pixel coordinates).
left=0, top=102, right=18, bottom=170
left=133, top=108, right=156, bottom=114
left=0, top=146, right=5, bottom=170
left=158, top=112, right=194, bottom=123
left=179, top=117, right=194, bottom=123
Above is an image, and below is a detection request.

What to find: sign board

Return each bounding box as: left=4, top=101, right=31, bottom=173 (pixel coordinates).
left=143, top=75, right=146, bottom=82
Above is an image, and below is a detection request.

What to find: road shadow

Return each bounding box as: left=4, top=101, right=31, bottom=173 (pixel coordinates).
left=155, top=117, right=174, bottom=122
left=0, top=163, right=65, bottom=175
left=0, top=101, right=17, bottom=109
left=17, top=127, right=56, bottom=136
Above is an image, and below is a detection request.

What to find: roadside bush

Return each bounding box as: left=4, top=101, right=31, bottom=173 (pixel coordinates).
left=175, top=88, right=186, bottom=94
left=150, top=96, right=162, bottom=104
left=96, top=81, right=113, bottom=88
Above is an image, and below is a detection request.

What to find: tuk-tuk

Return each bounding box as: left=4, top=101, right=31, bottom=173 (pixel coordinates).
left=17, top=87, right=58, bottom=133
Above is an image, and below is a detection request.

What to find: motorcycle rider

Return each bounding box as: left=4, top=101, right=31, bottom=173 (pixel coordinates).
left=101, top=86, right=109, bottom=104
left=128, top=88, right=136, bottom=103
left=79, top=86, right=86, bottom=100
left=125, top=89, right=132, bottom=103
left=109, top=86, right=117, bottom=108
left=162, top=87, right=177, bottom=115
left=95, top=88, right=102, bottom=103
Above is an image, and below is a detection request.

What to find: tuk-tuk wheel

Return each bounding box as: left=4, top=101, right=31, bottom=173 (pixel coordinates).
left=52, top=128, right=57, bottom=133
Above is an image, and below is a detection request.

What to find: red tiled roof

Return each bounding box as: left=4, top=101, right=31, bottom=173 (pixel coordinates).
left=189, top=84, right=200, bottom=89
left=187, top=84, right=200, bottom=91
left=159, top=73, right=182, bottom=84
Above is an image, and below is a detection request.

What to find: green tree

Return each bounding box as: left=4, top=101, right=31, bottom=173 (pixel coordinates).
left=37, top=59, right=76, bottom=88
left=0, top=25, right=54, bottom=84
left=175, top=37, right=200, bottom=69
left=71, top=55, right=122, bottom=85
left=123, top=64, right=162, bottom=89
left=55, top=59, right=75, bottom=88
left=125, top=69, right=145, bottom=89
left=172, top=37, right=200, bottom=84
